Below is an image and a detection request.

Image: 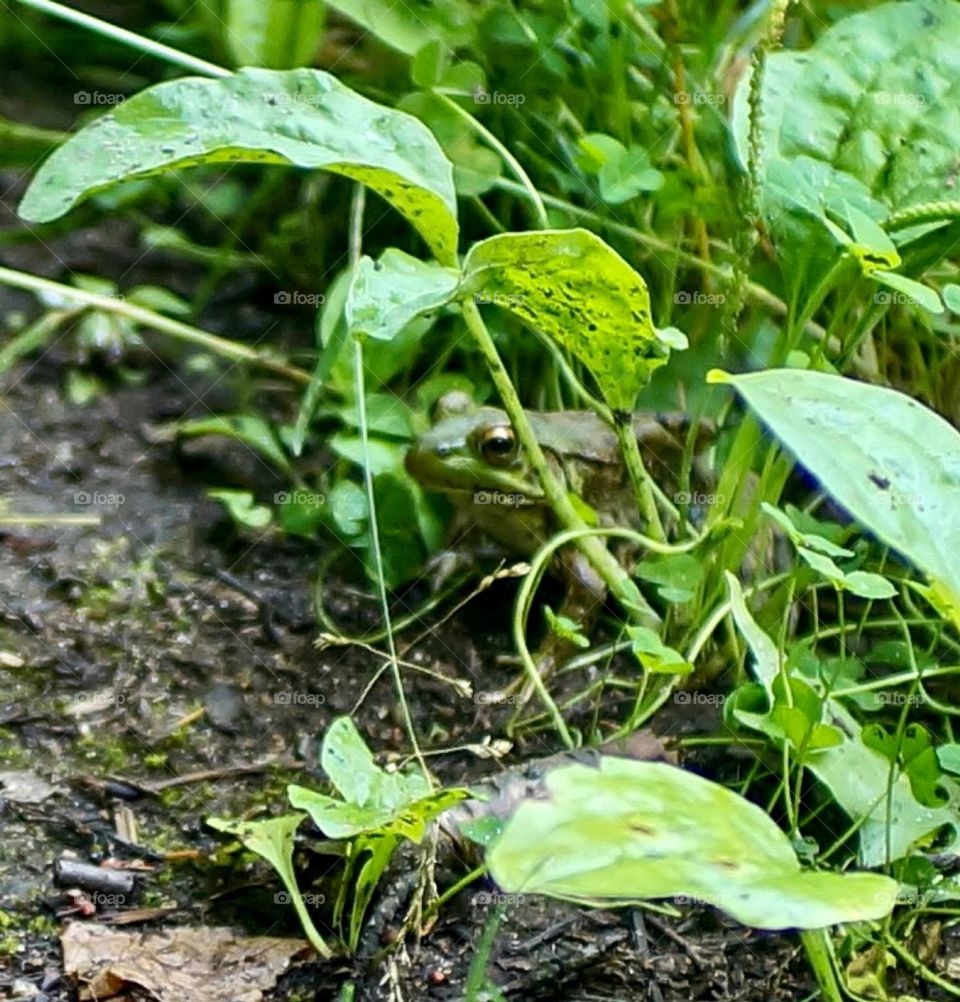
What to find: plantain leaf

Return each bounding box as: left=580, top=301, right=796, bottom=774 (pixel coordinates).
left=711, top=368, right=960, bottom=627
left=487, top=757, right=898, bottom=929
left=19, top=68, right=459, bottom=265
left=462, top=229, right=678, bottom=411
left=732, top=1, right=960, bottom=232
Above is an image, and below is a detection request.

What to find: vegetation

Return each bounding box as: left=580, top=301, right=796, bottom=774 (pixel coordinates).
left=5, top=0, right=960, bottom=997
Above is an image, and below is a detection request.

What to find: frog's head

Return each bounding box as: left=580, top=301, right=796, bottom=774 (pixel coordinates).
left=405, top=391, right=544, bottom=500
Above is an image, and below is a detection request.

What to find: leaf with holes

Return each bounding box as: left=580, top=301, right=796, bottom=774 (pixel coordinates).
left=19, top=68, right=458, bottom=264
left=487, top=757, right=898, bottom=929
left=462, top=229, right=678, bottom=411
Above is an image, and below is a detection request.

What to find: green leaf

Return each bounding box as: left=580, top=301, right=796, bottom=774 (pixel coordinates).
left=19, top=68, right=459, bottom=265
left=207, top=813, right=332, bottom=957
left=487, top=757, right=898, bottom=930
left=634, top=552, right=703, bottom=603
left=943, top=283, right=960, bottom=314
left=842, top=571, right=897, bottom=600
left=462, top=229, right=672, bottom=410
left=207, top=489, right=273, bottom=530
left=732, top=1, right=960, bottom=231
left=287, top=716, right=465, bottom=841
left=871, top=271, right=944, bottom=314
left=346, top=249, right=459, bottom=341
left=937, top=744, right=960, bottom=775
left=725, top=572, right=779, bottom=697
left=544, top=607, right=590, bottom=649
left=763, top=503, right=854, bottom=558
left=224, top=0, right=325, bottom=68
left=411, top=40, right=451, bottom=88
left=712, top=369, right=960, bottom=628
left=627, top=626, right=692, bottom=674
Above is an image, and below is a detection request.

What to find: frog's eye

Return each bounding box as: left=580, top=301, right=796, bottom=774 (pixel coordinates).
left=476, top=425, right=518, bottom=465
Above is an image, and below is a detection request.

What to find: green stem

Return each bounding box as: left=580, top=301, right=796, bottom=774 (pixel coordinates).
left=0, top=266, right=311, bottom=384
left=460, top=298, right=656, bottom=625
left=16, top=0, right=230, bottom=78
left=800, top=930, right=843, bottom=1002
left=348, top=188, right=430, bottom=785
left=613, top=414, right=665, bottom=541
left=436, top=93, right=548, bottom=228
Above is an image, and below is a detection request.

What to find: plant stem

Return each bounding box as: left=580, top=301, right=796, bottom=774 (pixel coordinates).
left=460, top=298, right=656, bottom=625
left=0, top=266, right=311, bottom=384
left=613, top=414, right=665, bottom=541
left=348, top=187, right=430, bottom=785
left=800, top=930, right=843, bottom=1002
left=435, top=93, right=548, bottom=228
left=16, top=0, right=230, bottom=78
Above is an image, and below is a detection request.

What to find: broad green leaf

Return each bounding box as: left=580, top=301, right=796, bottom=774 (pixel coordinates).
left=207, top=813, right=331, bottom=957
left=842, top=571, right=897, bottom=600
left=224, top=0, right=325, bottom=68
left=462, top=229, right=671, bottom=410
left=725, top=572, right=779, bottom=696
left=633, top=552, right=704, bottom=603
left=207, top=489, right=273, bottom=530
left=711, top=369, right=960, bottom=628
left=487, top=757, right=898, bottom=930
left=346, top=249, right=458, bottom=341
left=732, top=1, right=960, bottom=231
left=19, top=69, right=459, bottom=265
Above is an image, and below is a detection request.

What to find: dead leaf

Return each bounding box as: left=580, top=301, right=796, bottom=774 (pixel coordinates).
left=0, top=769, right=59, bottom=803
left=62, top=923, right=312, bottom=1002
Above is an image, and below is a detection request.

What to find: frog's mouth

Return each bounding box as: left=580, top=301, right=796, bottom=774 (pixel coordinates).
left=404, top=448, right=544, bottom=501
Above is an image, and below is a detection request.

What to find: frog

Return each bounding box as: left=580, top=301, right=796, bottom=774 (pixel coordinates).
left=405, top=391, right=698, bottom=662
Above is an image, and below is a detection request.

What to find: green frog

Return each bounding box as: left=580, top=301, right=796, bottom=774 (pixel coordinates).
left=405, top=391, right=695, bottom=640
